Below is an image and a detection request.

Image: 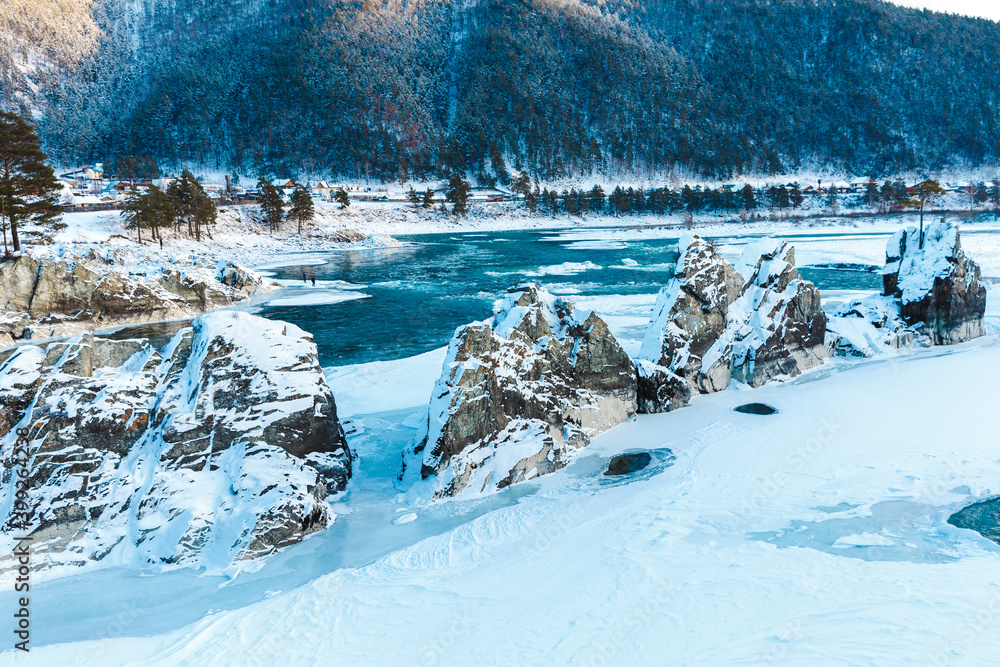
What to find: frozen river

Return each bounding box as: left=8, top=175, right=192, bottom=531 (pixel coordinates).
left=7, top=222, right=1000, bottom=664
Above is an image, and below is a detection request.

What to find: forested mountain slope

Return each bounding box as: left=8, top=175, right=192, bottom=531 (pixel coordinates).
left=3, top=0, right=999, bottom=180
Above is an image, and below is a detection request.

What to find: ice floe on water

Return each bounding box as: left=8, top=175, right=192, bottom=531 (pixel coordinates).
left=523, top=260, right=603, bottom=276
left=563, top=240, right=630, bottom=250
left=264, top=291, right=371, bottom=308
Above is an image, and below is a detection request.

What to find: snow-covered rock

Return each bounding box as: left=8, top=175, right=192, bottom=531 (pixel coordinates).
left=826, top=296, right=921, bottom=357
left=635, top=359, right=692, bottom=414
left=829, top=221, right=986, bottom=356
left=883, top=220, right=986, bottom=344
left=404, top=284, right=637, bottom=499
left=0, top=312, right=351, bottom=575
left=639, top=235, right=744, bottom=386
left=0, top=246, right=269, bottom=344
left=640, top=235, right=827, bottom=392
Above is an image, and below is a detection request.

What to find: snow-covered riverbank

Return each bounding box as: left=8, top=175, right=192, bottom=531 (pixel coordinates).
left=51, top=200, right=1000, bottom=270
left=5, top=215, right=1000, bottom=666
left=13, top=333, right=1000, bottom=666
left=51, top=205, right=400, bottom=269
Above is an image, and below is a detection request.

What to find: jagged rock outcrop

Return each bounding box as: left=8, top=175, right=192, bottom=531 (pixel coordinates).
left=404, top=284, right=637, bottom=499
left=826, top=296, right=922, bottom=358
left=0, top=312, right=351, bottom=575
left=640, top=236, right=827, bottom=392
left=0, top=247, right=268, bottom=344
left=829, top=221, right=986, bottom=356
left=883, top=221, right=986, bottom=344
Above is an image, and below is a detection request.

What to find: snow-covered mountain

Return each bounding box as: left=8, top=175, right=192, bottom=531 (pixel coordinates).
left=5, top=0, right=1000, bottom=180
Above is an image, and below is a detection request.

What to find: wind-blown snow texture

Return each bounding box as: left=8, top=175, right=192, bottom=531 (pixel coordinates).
left=0, top=312, right=351, bottom=578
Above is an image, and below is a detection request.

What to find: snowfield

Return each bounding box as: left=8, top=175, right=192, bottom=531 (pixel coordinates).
left=11, top=327, right=1000, bottom=665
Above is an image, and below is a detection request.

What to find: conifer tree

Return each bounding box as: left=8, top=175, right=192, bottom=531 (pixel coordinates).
left=407, top=186, right=420, bottom=206
left=0, top=110, right=63, bottom=255
left=790, top=183, right=804, bottom=209
left=446, top=174, right=471, bottom=216
left=334, top=188, right=350, bottom=209
left=289, top=185, right=314, bottom=235
left=257, top=178, right=284, bottom=232
left=168, top=170, right=214, bottom=241
left=589, top=185, right=606, bottom=213
left=902, top=179, right=946, bottom=248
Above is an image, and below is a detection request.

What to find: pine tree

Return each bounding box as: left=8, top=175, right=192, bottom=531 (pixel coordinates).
left=289, top=185, right=314, bottom=235
left=826, top=184, right=838, bottom=214
left=864, top=181, right=879, bottom=208
left=258, top=178, right=284, bottom=232
left=168, top=170, right=214, bottom=241
left=407, top=186, right=420, bottom=206
left=193, top=187, right=217, bottom=241
left=122, top=188, right=151, bottom=244
left=422, top=188, right=435, bottom=208
left=334, top=188, right=350, bottom=209
left=902, top=180, right=946, bottom=248
left=0, top=111, right=63, bottom=255
left=525, top=186, right=539, bottom=214
left=146, top=184, right=175, bottom=245
left=446, top=174, right=471, bottom=216
left=790, top=183, right=804, bottom=209
left=589, top=185, right=606, bottom=213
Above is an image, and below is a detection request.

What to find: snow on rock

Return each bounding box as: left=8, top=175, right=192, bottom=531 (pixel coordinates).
left=635, top=359, right=692, bottom=414
left=640, top=235, right=827, bottom=392
left=0, top=245, right=270, bottom=344
left=0, top=312, right=352, bottom=577
left=402, top=284, right=637, bottom=499
left=830, top=220, right=986, bottom=355
left=826, top=296, right=921, bottom=357
left=883, top=220, right=986, bottom=344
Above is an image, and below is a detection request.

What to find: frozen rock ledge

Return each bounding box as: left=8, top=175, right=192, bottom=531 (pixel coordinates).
left=0, top=311, right=352, bottom=576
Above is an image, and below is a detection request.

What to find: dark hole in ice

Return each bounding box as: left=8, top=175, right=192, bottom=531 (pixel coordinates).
left=605, top=452, right=653, bottom=476
left=734, top=402, right=777, bottom=415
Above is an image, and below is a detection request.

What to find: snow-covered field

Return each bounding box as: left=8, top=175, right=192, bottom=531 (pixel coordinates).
left=13, top=331, right=1000, bottom=666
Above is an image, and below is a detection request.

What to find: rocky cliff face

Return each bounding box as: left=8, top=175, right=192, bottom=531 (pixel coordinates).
left=404, top=284, right=637, bottom=499
left=828, top=221, right=986, bottom=356
left=640, top=236, right=827, bottom=392
left=883, top=221, right=986, bottom=344
left=0, top=246, right=268, bottom=346
left=0, top=312, right=351, bottom=575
